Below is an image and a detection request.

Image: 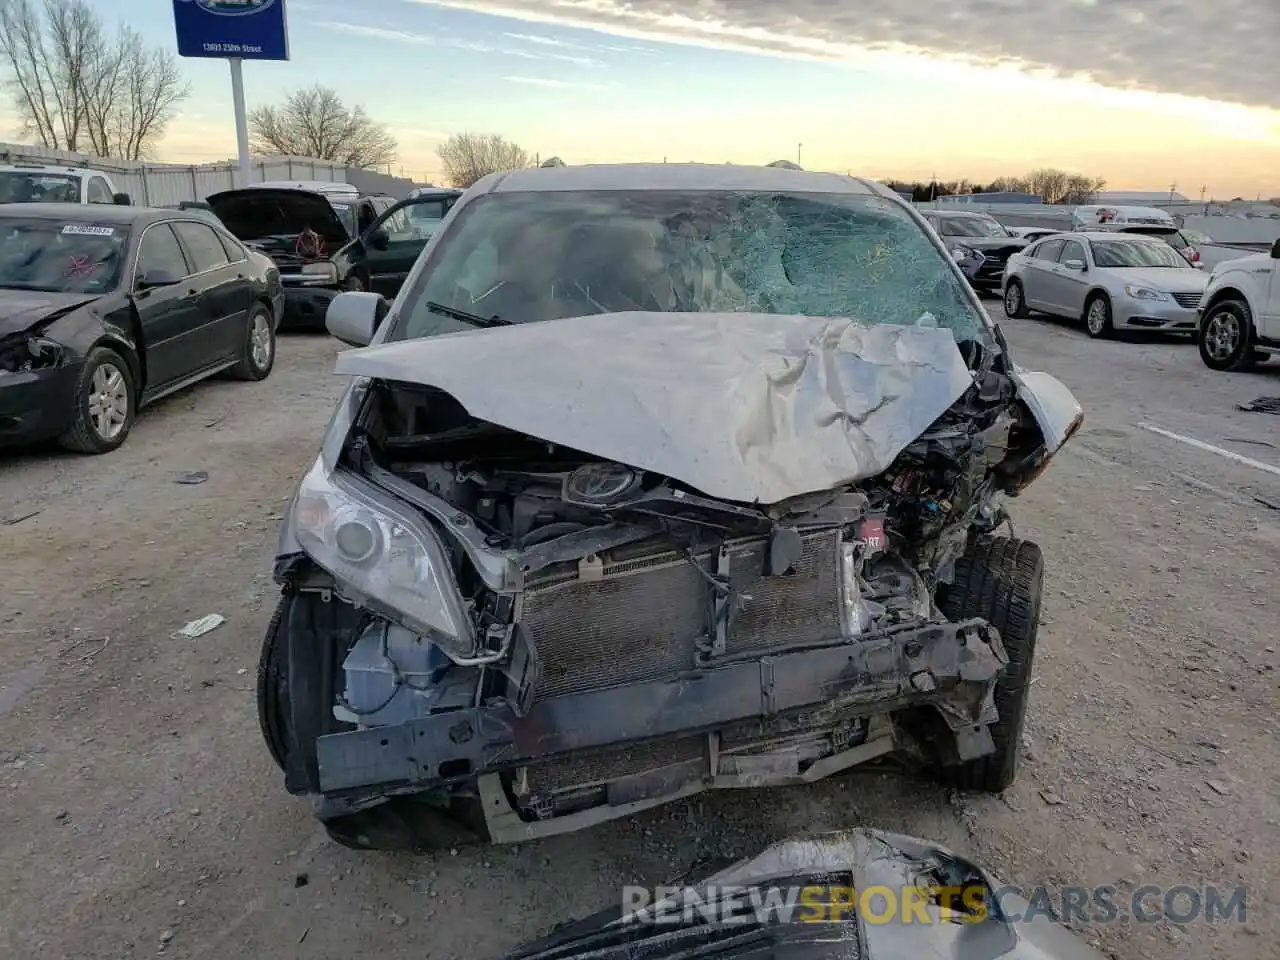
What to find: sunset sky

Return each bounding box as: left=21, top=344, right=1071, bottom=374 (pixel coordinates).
left=10, top=0, right=1280, bottom=197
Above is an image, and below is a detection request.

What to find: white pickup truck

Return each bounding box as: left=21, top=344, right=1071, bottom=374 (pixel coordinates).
left=1196, top=237, right=1280, bottom=371
left=0, top=163, right=131, bottom=205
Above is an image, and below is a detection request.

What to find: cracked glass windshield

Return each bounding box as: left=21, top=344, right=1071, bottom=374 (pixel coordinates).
left=390, top=189, right=988, bottom=344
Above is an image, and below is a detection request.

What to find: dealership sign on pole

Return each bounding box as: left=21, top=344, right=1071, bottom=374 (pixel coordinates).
left=171, top=0, right=291, bottom=188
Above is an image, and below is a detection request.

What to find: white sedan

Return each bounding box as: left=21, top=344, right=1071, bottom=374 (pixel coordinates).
left=1002, top=232, right=1209, bottom=339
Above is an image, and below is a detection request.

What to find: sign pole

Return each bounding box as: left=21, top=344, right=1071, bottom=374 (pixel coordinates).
left=228, top=57, right=252, bottom=188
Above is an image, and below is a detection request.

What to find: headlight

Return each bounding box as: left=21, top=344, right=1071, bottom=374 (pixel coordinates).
left=300, top=262, right=338, bottom=283
left=950, top=245, right=975, bottom=262
left=1124, top=285, right=1168, bottom=301
left=291, top=459, right=474, bottom=657
left=0, top=334, right=64, bottom=375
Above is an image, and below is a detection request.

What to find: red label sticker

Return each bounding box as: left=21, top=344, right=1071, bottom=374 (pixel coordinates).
left=859, top=517, right=887, bottom=554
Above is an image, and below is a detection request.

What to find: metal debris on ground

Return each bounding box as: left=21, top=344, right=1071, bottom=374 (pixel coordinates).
left=58, top=636, right=110, bottom=662
left=2, top=510, right=40, bottom=526
left=174, top=470, right=209, bottom=485
left=172, top=614, right=226, bottom=639
left=1256, top=496, right=1280, bottom=512
left=1236, top=397, right=1280, bottom=415
left=1039, top=787, right=1068, bottom=806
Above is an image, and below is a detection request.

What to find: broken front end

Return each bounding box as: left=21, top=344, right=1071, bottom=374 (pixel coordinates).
left=261, top=333, right=1075, bottom=848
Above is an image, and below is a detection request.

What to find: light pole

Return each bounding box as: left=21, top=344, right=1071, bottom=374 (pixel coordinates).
left=797, top=142, right=802, bottom=166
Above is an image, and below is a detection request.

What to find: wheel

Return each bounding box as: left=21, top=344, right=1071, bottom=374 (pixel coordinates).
left=1198, top=297, right=1258, bottom=372
left=257, top=592, right=292, bottom=772
left=230, top=303, right=276, bottom=381
left=1083, top=293, right=1114, bottom=339
left=1003, top=279, right=1029, bottom=318
left=935, top=536, right=1044, bottom=793
left=58, top=345, right=136, bottom=454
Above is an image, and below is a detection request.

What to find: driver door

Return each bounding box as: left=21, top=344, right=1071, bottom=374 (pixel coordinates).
left=130, top=222, right=206, bottom=391
left=1261, top=240, right=1280, bottom=339
left=365, top=199, right=437, bottom=298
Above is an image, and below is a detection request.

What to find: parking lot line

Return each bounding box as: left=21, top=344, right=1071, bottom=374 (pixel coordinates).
left=1139, top=422, right=1280, bottom=478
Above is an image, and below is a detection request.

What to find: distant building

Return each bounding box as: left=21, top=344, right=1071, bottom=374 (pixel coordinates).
left=936, top=191, right=1042, bottom=205
left=1094, top=190, right=1189, bottom=204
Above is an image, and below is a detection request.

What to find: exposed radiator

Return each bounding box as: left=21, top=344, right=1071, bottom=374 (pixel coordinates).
left=517, top=529, right=845, bottom=701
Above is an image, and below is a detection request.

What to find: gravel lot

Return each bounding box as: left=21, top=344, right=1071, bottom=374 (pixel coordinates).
left=2, top=307, right=1278, bottom=960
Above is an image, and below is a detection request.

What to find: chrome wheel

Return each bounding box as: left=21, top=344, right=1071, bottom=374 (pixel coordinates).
left=1086, top=299, right=1109, bottom=336
left=1004, top=283, right=1022, bottom=316
left=87, top=362, right=129, bottom=441
left=250, top=312, right=273, bottom=370
left=1203, top=310, right=1240, bottom=362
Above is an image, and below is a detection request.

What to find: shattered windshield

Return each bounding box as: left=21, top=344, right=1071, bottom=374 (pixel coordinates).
left=0, top=218, right=126, bottom=293
left=390, top=190, right=987, bottom=344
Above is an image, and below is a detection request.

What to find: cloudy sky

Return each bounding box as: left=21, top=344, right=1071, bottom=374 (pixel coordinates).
left=28, top=0, right=1280, bottom=196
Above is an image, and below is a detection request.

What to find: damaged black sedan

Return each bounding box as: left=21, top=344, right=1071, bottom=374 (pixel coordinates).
left=259, top=164, right=1083, bottom=850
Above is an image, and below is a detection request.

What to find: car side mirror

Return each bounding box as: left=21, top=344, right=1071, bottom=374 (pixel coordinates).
left=327, top=291, right=386, bottom=347
left=1062, top=259, right=1086, bottom=271
left=135, top=268, right=181, bottom=290
left=1271, top=237, right=1280, bottom=259
left=1192, top=261, right=1205, bottom=269
left=113, top=192, right=131, bottom=205
left=368, top=228, right=390, bottom=250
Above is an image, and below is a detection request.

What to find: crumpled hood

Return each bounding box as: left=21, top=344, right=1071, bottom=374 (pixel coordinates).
left=205, top=188, right=350, bottom=247
left=0, top=290, right=100, bottom=337
left=334, top=312, right=976, bottom=505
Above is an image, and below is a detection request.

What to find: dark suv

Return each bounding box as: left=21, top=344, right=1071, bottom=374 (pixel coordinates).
left=206, top=186, right=398, bottom=330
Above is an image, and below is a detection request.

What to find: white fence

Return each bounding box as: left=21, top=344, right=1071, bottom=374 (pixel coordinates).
left=0, top=142, right=419, bottom=204
left=914, top=199, right=1280, bottom=245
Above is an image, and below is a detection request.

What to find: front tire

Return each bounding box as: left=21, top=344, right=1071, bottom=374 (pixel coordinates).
left=1198, top=297, right=1258, bottom=372
left=935, top=537, right=1044, bottom=793
left=1003, top=279, right=1029, bottom=318
left=57, top=345, right=136, bottom=454
left=257, top=593, right=292, bottom=772
left=1084, top=293, right=1114, bottom=339
left=230, top=303, right=276, bottom=381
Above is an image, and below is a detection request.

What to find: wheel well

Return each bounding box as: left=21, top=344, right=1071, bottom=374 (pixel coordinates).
left=95, top=333, right=144, bottom=396
left=1085, top=288, right=1110, bottom=305
left=1203, top=286, right=1246, bottom=314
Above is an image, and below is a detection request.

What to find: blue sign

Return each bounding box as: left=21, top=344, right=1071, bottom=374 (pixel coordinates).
left=172, top=0, right=290, bottom=61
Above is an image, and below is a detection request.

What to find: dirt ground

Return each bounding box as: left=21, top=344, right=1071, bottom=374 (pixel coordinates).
left=2, top=309, right=1278, bottom=960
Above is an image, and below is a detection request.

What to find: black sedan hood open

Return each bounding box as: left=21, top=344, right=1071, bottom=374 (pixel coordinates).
left=204, top=188, right=350, bottom=248
left=0, top=289, right=101, bottom=337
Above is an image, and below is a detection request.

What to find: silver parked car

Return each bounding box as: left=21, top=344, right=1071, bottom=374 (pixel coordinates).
left=1002, top=232, right=1209, bottom=338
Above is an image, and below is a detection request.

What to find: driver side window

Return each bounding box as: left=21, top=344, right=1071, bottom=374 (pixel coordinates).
left=1059, top=240, right=1086, bottom=264
left=135, top=223, right=190, bottom=283
left=86, top=177, right=112, bottom=204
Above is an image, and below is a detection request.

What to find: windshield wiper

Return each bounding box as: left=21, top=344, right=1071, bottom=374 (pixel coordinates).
left=425, top=300, right=511, bottom=328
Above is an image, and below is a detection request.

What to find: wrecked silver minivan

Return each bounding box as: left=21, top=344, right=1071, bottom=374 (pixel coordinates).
left=259, top=164, right=1083, bottom=850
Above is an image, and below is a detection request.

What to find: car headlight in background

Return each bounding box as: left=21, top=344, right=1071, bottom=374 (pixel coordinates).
left=0, top=334, right=64, bottom=375
left=949, top=245, right=976, bottom=262
left=1124, top=285, right=1168, bottom=301
left=300, top=261, right=339, bottom=283
left=291, top=458, right=475, bottom=658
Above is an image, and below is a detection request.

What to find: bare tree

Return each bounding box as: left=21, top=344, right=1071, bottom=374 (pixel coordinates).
left=1062, top=173, right=1107, bottom=205
left=0, top=0, right=187, bottom=159
left=248, top=86, right=397, bottom=168
left=437, top=133, right=530, bottom=188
